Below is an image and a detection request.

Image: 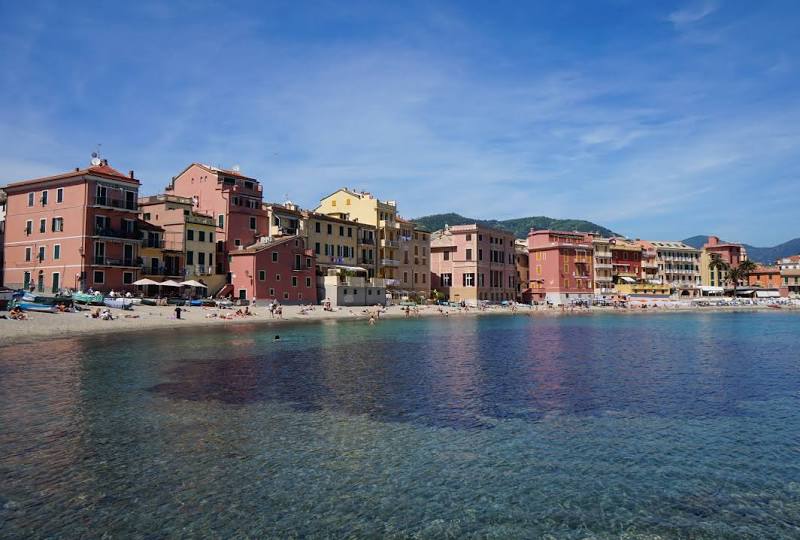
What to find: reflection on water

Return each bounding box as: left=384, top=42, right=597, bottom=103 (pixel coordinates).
left=1, top=312, right=800, bottom=538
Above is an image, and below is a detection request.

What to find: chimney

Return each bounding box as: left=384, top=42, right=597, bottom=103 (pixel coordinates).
left=75, top=167, right=80, bottom=172
left=102, top=159, right=108, bottom=166
left=129, top=170, right=134, bottom=179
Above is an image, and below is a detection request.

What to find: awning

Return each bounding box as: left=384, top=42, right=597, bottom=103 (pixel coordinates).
left=619, top=276, right=636, bottom=283
left=133, top=278, right=160, bottom=286
left=756, top=290, right=780, bottom=298
left=700, top=286, right=724, bottom=293
left=160, top=280, right=183, bottom=288
left=323, top=264, right=368, bottom=272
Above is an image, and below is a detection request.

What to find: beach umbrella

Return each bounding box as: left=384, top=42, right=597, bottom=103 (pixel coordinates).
left=132, top=278, right=160, bottom=286
left=179, top=280, right=207, bottom=288
left=159, top=280, right=182, bottom=288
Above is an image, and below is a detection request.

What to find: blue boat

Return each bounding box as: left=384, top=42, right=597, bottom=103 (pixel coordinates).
left=16, top=302, right=57, bottom=313
left=103, top=298, right=134, bottom=310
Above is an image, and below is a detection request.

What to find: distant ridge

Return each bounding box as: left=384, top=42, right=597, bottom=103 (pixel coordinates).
left=413, top=212, right=619, bottom=239
left=683, top=235, right=800, bottom=264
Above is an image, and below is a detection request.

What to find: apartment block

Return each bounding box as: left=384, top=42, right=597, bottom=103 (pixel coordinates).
left=700, top=235, right=746, bottom=287
left=527, top=229, right=593, bottom=304
left=431, top=224, right=517, bottom=303
left=646, top=240, right=701, bottom=295
left=3, top=159, right=140, bottom=293
left=591, top=234, right=614, bottom=297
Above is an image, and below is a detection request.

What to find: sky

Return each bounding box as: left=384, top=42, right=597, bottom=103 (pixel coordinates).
left=1, top=0, right=798, bottom=245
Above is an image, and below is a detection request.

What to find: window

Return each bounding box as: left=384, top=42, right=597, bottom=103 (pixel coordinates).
left=272, top=252, right=278, bottom=262
left=234, top=239, right=241, bottom=247
left=41, top=190, right=48, bottom=206
left=123, top=272, right=133, bottom=285
left=306, top=277, right=311, bottom=287
left=306, top=257, right=312, bottom=268
left=187, top=251, right=194, bottom=265
left=463, top=273, right=475, bottom=287
left=28, top=192, right=34, bottom=206
left=347, top=227, right=352, bottom=237
left=57, top=188, right=63, bottom=203
left=53, top=245, right=61, bottom=260
left=443, top=251, right=449, bottom=261
left=276, top=274, right=281, bottom=281
left=25, top=220, right=32, bottom=235
left=327, top=224, right=332, bottom=234
left=346, top=198, right=351, bottom=205
left=422, top=274, right=427, bottom=284
left=331, top=199, right=337, bottom=207
left=198, top=252, right=205, bottom=265
left=441, top=273, right=452, bottom=286
left=199, top=231, right=205, bottom=242
left=93, top=270, right=104, bottom=284
left=259, top=270, right=266, bottom=281
left=218, top=215, right=225, bottom=229
left=38, top=246, right=45, bottom=262
left=51, top=272, right=60, bottom=293
left=25, top=247, right=31, bottom=261
left=466, top=249, right=472, bottom=261
left=283, top=292, right=289, bottom=299
left=292, top=276, right=298, bottom=287
left=187, top=229, right=194, bottom=240
left=403, top=272, right=408, bottom=283
left=269, top=288, right=275, bottom=296
left=478, top=249, right=483, bottom=261
left=209, top=232, right=214, bottom=242
left=466, top=233, right=471, bottom=241
left=23, top=272, right=31, bottom=289
left=39, top=219, right=46, bottom=233
left=339, top=226, right=344, bottom=236
left=249, top=217, right=257, bottom=230
left=143, top=212, right=151, bottom=220
left=295, top=254, right=301, bottom=269
left=315, top=222, right=321, bottom=233
left=414, top=273, right=418, bottom=284
left=52, top=217, right=64, bottom=232
left=315, top=242, right=321, bottom=254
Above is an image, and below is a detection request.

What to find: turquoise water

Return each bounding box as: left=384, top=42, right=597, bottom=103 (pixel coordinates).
left=1, top=312, right=800, bottom=538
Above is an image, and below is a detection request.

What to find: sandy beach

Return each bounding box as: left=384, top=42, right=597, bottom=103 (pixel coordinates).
left=1, top=301, right=797, bottom=346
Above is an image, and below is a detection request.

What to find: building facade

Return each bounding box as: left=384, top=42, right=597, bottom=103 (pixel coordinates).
left=228, top=236, right=316, bottom=304
left=778, top=255, right=800, bottom=296
left=515, top=239, right=530, bottom=302
left=166, top=164, right=268, bottom=282
left=138, top=220, right=183, bottom=284
left=647, top=240, right=701, bottom=296
left=395, top=218, right=431, bottom=300
left=700, top=235, right=746, bottom=287
left=591, top=234, right=614, bottom=298
left=431, top=224, right=517, bottom=303
left=138, top=194, right=225, bottom=293
left=527, top=229, right=594, bottom=304
left=3, top=160, right=140, bottom=293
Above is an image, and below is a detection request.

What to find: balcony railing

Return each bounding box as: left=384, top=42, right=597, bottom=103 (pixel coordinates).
left=142, top=239, right=166, bottom=249
left=380, top=239, right=399, bottom=248
left=380, top=258, right=400, bottom=267
left=186, top=265, right=214, bottom=276
left=93, top=196, right=138, bottom=211
left=141, top=266, right=182, bottom=276
left=95, top=227, right=139, bottom=240
left=594, top=263, right=613, bottom=269
left=95, top=257, right=137, bottom=267
left=359, top=257, right=375, bottom=265
left=359, top=236, right=375, bottom=246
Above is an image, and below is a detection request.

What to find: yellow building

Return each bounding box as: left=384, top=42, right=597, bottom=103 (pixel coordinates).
left=139, top=194, right=225, bottom=294
left=138, top=220, right=182, bottom=294
left=614, top=281, right=671, bottom=296
left=316, top=188, right=397, bottom=276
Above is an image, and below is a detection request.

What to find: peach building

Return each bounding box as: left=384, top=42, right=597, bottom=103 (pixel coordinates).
left=591, top=235, right=615, bottom=297
left=778, top=255, right=800, bottom=296
left=0, top=189, right=5, bottom=286
left=3, top=159, right=141, bottom=293
left=228, top=236, right=316, bottom=304
left=700, top=235, right=747, bottom=287
left=514, top=239, right=530, bottom=302
left=747, top=265, right=785, bottom=296
left=430, top=224, right=517, bottom=303
left=527, top=229, right=594, bottom=304
left=166, top=164, right=268, bottom=286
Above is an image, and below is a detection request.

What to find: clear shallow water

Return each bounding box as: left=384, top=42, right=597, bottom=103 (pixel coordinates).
left=1, top=312, right=800, bottom=538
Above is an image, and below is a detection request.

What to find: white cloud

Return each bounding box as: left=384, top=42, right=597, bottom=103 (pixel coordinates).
left=667, top=1, right=718, bottom=27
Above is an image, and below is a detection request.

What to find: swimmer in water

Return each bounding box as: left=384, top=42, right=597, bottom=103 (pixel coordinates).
left=273, top=335, right=281, bottom=341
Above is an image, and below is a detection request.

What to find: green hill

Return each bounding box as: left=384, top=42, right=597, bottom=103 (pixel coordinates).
left=413, top=212, right=619, bottom=238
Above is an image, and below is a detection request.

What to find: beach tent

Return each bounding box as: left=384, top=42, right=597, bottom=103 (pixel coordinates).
left=132, top=278, right=160, bottom=286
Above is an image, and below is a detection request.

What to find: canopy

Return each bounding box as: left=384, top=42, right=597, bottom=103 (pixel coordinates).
left=327, top=264, right=368, bottom=273
left=756, top=290, right=780, bottom=298
left=700, top=286, right=724, bottom=293
left=180, top=280, right=207, bottom=288
left=159, top=280, right=182, bottom=288
left=619, top=276, right=636, bottom=283
left=132, top=278, right=160, bottom=286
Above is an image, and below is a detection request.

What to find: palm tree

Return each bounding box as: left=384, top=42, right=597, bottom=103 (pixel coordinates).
left=726, top=266, right=745, bottom=297
left=707, top=253, right=729, bottom=291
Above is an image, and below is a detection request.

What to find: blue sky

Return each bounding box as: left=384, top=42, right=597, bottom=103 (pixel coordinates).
left=1, top=0, right=798, bottom=245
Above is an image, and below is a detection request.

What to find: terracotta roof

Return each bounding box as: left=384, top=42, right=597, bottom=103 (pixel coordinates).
left=4, top=162, right=138, bottom=190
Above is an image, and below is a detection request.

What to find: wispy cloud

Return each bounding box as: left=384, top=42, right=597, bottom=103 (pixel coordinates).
left=667, top=1, right=718, bottom=27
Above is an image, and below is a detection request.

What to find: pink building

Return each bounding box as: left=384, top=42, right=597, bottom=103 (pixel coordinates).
left=703, top=235, right=745, bottom=266
left=527, top=229, right=594, bottom=304
left=3, top=159, right=141, bottom=293
left=430, top=224, right=517, bottom=303
left=166, top=164, right=268, bottom=280
left=228, top=236, right=316, bottom=304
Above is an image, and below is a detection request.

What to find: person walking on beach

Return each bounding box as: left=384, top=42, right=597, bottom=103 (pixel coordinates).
left=175, top=306, right=182, bottom=320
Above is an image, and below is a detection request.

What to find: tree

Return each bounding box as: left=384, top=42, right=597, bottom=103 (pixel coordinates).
left=707, top=253, right=730, bottom=289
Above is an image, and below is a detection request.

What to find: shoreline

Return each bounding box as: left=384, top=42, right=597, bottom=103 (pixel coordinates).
left=1, top=302, right=797, bottom=346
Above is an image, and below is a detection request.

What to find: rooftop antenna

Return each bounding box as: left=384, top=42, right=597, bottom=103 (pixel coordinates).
left=91, top=143, right=102, bottom=166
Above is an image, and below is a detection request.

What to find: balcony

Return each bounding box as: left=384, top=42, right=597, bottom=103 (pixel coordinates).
left=359, top=257, right=375, bottom=265
left=642, top=262, right=659, bottom=269
left=594, top=263, right=613, bottom=269
left=594, top=250, right=612, bottom=258
left=379, top=219, right=396, bottom=229
left=94, top=257, right=137, bottom=267
left=93, top=196, right=137, bottom=211
left=186, top=265, right=214, bottom=276
left=141, top=266, right=183, bottom=276
left=380, top=258, right=400, bottom=267
left=94, top=227, right=139, bottom=240
left=142, top=239, right=166, bottom=249
left=380, top=238, right=399, bottom=248
left=359, top=236, right=375, bottom=246
left=594, top=275, right=613, bottom=282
